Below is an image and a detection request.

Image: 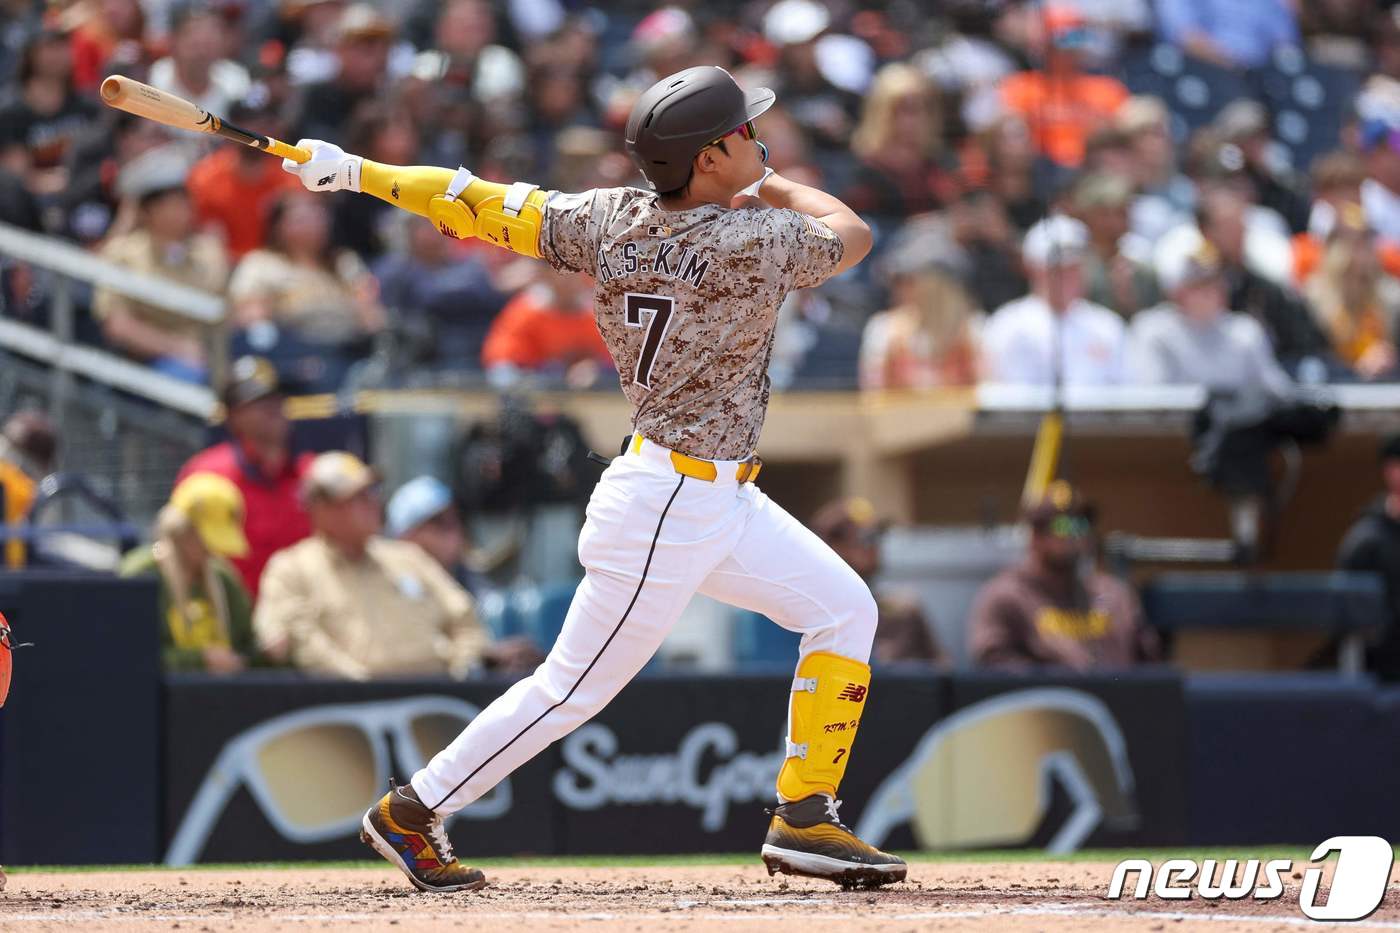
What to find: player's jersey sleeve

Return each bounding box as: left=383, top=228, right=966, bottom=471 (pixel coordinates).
left=540, top=189, right=603, bottom=275
left=755, top=208, right=846, bottom=290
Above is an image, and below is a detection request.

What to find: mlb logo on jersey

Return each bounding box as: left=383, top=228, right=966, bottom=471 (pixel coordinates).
left=647, top=225, right=673, bottom=237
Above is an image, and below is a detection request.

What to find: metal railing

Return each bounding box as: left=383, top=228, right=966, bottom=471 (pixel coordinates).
left=0, top=220, right=225, bottom=530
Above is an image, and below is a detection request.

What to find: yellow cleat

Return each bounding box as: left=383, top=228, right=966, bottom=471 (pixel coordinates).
left=360, top=782, right=486, bottom=893
left=761, top=794, right=907, bottom=890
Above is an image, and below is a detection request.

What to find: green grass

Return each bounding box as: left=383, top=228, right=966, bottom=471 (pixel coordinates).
left=6, top=847, right=1319, bottom=874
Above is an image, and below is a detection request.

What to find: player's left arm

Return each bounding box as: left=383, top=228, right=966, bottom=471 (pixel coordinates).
left=281, top=139, right=553, bottom=259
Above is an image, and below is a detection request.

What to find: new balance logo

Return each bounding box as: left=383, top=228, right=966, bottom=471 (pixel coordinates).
left=837, top=684, right=867, bottom=703
left=317, top=174, right=336, bottom=187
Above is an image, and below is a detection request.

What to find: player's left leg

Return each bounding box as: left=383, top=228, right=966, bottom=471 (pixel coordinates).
left=696, top=486, right=906, bottom=889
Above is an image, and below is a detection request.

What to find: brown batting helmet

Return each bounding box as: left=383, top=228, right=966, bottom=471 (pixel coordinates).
left=624, top=65, right=775, bottom=192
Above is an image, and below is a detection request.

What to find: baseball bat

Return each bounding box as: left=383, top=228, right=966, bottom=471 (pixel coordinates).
left=99, top=75, right=311, bottom=164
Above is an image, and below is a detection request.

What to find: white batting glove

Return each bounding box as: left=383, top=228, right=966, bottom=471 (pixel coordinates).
left=282, top=139, right=362, bottom=194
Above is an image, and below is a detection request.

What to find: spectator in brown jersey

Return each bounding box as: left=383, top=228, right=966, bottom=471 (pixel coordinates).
left=810, top=497, right=942, bottom=666
left=968, top=481, right=1160, bottom=671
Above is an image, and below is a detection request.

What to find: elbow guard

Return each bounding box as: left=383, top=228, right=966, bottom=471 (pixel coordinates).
left=426, top=168, right=548, bottom=259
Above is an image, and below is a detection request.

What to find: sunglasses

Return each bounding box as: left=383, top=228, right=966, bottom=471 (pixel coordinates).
left=704, top=120, right=758, bottom=151
left=1046, top=515, right=1091, bottom=539
left=165, top=696, right=512, bottom=865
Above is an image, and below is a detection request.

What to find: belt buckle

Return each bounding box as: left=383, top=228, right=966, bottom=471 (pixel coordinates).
left=738, top=455, right=762, bottom=484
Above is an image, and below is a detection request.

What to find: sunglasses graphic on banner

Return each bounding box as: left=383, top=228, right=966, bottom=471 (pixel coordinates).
left=855, top=688, right=1137, bottom=854
left=165, top=696, right=510, bottom=865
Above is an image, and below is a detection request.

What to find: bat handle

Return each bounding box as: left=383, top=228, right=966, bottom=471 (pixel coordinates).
left=264, top=137, right=312, bottom=163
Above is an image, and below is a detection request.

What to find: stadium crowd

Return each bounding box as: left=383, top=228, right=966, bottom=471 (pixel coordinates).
left=1, top=0, right=1400, bottom=391
left=6, top=0, right=1400, bottom=678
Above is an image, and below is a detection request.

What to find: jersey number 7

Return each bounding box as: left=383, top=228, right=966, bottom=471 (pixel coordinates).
left=624, top=293, right=675, bottom=390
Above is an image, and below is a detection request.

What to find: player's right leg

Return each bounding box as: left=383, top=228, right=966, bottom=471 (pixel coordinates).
left=363, top=450, right=746, bottom=891
left=697, top=487, right=906, bottom=889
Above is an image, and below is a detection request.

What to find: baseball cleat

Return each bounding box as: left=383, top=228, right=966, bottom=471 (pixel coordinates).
left=761, top=794, right=907, bottom=889
left=360, top=781, right=486, bottom=893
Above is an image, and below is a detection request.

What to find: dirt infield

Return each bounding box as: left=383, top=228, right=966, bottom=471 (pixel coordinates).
left=5, top=861, right=1400, bottom=931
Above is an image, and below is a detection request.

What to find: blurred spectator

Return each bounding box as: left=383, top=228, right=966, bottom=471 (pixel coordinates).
left=383, top=476, right=547, bottom=670
left=1117, top=96, right=1195, bottom=247
left=1299, top=0, right=1372, bottom=70
left=1156, top=0, right=1298, bottom=69
left=0, top=411, right=55, bottom=569
left=809, top=497, right=941, bottom=666
left=1337, top=432, right=1400, bottom=678
left=960, top=116, right=1054, bottom=233
left=1213, top=100, right=1309, bottom=235
left=330, top=101, right=420, bottom=261
left=521, top=56, right=596, bottom=182
left=0, top=162, right=40, bottom=231
left=66, top=0, right=149, bottom=91
left=228, top=190, right=385, bottom=345
left=373, top=214, right=506, bottom=366
left=1293, top=151, right=1399, bottom=283
left=177, top=356, right=313, bottom=596
left=1195, top=184, right=1333, bottom=371
left=981, top=215, right=1127, bottom=386
left=93, top=146, right=228, bottom=383
left=1304, top=205, right=1400, bottom=381
left=1069, top=172, right=1159, bottom=318
left=148, top=2, right=250, bottom=120
left=860, top=221, right=980, bottom=390
left=947, top=190, right=1028, bottom=311
left=254, top=451, right=492, bottom=679
left=1360, top=117, right=1400, bottom=248
left=1128, top=230, right=1292, bottom=395
left=481, top=263, right=609, bottom=388
left=843, top=64, right=956, bottom=227
left=0, top=28, right=99, bottom=197
left=969, top=481, right=1159, bottom=670
left=764, top=0, right=866, bottom=155
left=998, top=6, right=1129, bottom=168
left=186, top=89, right=300, bottom=259
left=1181, top=136, right=1294, bottom=285
left=290, top=3, right=393, bottom=142
left=118, top=473, right=256, bottom=674
left=58, top=110, right=170, bottom=244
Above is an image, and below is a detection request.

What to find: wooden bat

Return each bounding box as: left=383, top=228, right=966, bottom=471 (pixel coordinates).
left=99, top=75, right=311, bottom=164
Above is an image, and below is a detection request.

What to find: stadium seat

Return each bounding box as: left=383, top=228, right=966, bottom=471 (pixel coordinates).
left=1250, top=46, right=1363, bottom=171
left=524, top=580, right=579, bottom=651
left=1140, top=571, right=1386, bottom=632
left=1119, top=43, right=1253, bottom=141
left=730, top=608, right=802, bottom=667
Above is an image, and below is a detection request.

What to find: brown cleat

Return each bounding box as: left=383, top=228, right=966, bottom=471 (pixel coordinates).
left=761, top=794, right=907, bottom=890
left=360, top=782, right=487, bottom=893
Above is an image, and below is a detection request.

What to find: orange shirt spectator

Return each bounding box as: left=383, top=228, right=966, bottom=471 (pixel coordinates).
left=481, top=275, right=609, bottom=373
left=1000, top=71, right=1129, bottom=168
left=188, top=147, right=300, bottom=259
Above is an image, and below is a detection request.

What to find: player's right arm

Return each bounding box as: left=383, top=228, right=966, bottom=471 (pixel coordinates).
left=745, top=171, right=872, bottom=278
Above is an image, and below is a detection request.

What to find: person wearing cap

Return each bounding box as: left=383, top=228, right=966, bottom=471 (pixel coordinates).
left=809, top=498, right=942, bottom=665
left=254, top=452, right=490, bottom=680
left=1069, top=171, right=1160, bottom=318
left=1360, top=115, right=1400, bottom=248
left=1337, top=433, right=1400, bottom=678
left=148, top=2, right=252, bottom=121
left=969, top=480, right=1159, bottom=671
left=1115, top=96, right=1195, bottom=248
left=187, top=89, right=302, bottom=259
left=119, top=472, right=257, bottom=674
left=981, top=214, right=1127, bottom=385
left=0, top=411, right=56, bottom=569
left=1213, top=100, right=1310, bottom=236
left=92, top=145, right=229, bottom=384
left=998, top=6, right=1129, bottom=168
left=177, top=356, right=314, bottom=596
left=1127, top=229, right=1293, bottom=395
left=290, top=3, right=395, bottom=142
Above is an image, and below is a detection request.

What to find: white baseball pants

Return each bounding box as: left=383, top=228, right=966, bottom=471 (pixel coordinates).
left=412, top=437, right=877, bottom=815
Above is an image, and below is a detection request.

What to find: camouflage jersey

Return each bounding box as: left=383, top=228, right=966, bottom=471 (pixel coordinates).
left=539, top=186, right=844, bottom=461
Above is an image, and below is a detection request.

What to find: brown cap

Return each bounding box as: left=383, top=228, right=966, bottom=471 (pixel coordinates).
left=334, top=3, right=393, bottom=42
left=302, top=451, right=378, bottom=503
left=1023, top=480, right=1093, bottom=526
left=809, top=497, right=887, bottom=543
left=221, top=355, right=281, bottom=409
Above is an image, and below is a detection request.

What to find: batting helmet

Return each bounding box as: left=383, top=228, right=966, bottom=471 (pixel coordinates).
left=625, top=66, right=775, bottom=193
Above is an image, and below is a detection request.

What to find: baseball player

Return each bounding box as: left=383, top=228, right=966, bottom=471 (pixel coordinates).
left=281, top=65, right=906, bottom=892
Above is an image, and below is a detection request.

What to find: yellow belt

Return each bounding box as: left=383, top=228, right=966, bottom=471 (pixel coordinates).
left=630, top=434, right=762, bottom=484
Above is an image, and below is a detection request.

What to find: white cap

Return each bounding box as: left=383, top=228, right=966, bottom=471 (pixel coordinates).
left=764, top=0, right=829, bottom=46
left=1021, top=215, right=1088, bottom=268
left=1154, top=226, right=1223, bottom=292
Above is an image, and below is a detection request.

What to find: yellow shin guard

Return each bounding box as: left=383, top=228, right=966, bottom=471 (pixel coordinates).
left=777, top=651, right=871, bottom=801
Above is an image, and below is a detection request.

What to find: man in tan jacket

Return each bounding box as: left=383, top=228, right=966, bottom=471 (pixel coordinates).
left=254, top=451, right=489, bottom=679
